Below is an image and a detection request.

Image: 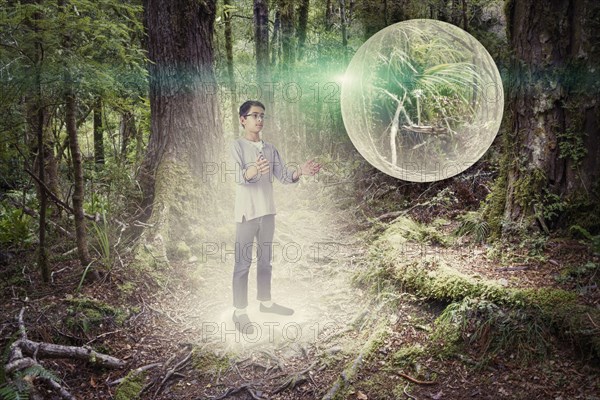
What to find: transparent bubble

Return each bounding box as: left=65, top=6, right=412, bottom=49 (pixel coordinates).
left=341, top=19, right=504, bottom=182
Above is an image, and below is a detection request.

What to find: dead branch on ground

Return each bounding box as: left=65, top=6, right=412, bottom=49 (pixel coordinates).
left=4, top=308, right=126, bottom=399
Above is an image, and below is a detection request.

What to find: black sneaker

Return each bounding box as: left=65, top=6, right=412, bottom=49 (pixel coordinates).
left=260, top=302, right=294, bottom=316
left=232, top=311, right=254, bottom=334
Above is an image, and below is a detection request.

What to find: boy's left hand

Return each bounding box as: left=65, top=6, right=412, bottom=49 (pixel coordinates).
left=300, top=159, right=322, bottom=176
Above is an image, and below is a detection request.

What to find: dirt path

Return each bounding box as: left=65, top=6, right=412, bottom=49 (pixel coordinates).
left=191, top=180, right=364, bottom=351
left=137, top=179, right=376, bottom=399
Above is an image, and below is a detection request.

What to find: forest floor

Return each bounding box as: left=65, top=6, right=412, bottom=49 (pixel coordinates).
left=1, top=166, right=600, bottom=399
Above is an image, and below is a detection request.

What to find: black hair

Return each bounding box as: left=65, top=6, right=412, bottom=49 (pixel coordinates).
left=239, top=100, right=266, bottom=117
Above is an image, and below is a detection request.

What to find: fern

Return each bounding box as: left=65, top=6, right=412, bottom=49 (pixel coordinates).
left=19, top=365, right=59, bottom=383
left=0, top=363, right=60, bottom=400
left=454, top=211, right=490, bottom=243
left=0, top=382, right=29, bottom=400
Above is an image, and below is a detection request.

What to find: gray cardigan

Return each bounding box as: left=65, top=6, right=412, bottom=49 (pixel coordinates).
left=230, top=137, right=299, bottom=223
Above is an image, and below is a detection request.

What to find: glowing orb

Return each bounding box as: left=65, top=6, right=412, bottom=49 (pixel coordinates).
left=341, top=19, right=503, bottom=182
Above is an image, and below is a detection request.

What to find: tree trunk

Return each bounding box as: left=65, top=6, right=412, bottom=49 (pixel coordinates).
left=451, top=0, right=460, bottom=25
left=437, top=0, right=448, bottom=21
left=119, top=110, right=136, bottom=159
left=223, top=0, right=238, bottom=132
left=325, top=0, right=333, bottom=31
left=60, top=0, right=95, bottom=278
left=93, top=97, right=104, bottom=167
left=254, top=0, right=275, bottom=111
left=297, top=0, right=309, bottom=61
left=66, top=83, right=93, bottom=270
left=278, top=0, right=297, bottom=151
left=340, top=0, right=348, bottom=62
left=24, top=1, right=49, bottom=282
left=254, top=0, right=281, bottom=148
left=254, top=0, right=270, bottom=79
left=494, top=0, right=600, bottom=236
left=272, top=9, right=281, bottom=66
left=462, top=0, right=468, bottom=30
left=35, top=53, right=49, bottom=283
left=139, top=0, right=223, bottom=261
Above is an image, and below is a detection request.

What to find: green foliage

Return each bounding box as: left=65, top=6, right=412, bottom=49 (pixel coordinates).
left=0, top=364, right=60, bottom=400
left=115, top=370, right=145, bottom=400
left=536, top=189, right=566, bottom=223
left=570, top=225, right=600, bottom=253
left=454, top=211, right=490, bottom=243
left=435, top=297, right=550, bottom=363
left=359, top=221, right=600, bottom=358
left=513, top=167, right=546, bottom=213
left=0, top=383, right=29, bottom=400
left=0, top=202, right=35, bottom=249
left=65, top=296, right=128, bottom=334
left=381, top=216, right=450, bottom=246
left=191, top=349, right=231, bottom=375
left=555, top=261, right=599, bottom=293
left=557, top=129, right=587, bottom=168
left=0, top=191, right=37, bottom=248
left=90, top=215, right=111, bottom=268
left=481, top=128, right=510, bottom=240
left=390, top=344, right=425, bottom=368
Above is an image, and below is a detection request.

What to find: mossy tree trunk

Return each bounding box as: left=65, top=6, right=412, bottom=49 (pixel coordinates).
left=138, top=0, right=223, bottom=263
left=494, top=0, right=600, bottom=236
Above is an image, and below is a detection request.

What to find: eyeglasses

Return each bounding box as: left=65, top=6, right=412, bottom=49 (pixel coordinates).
left=244, top=113, right=267, bottom=121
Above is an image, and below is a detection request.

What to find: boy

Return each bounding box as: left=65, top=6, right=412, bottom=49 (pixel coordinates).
left=229, top=100, right=321, bottom=334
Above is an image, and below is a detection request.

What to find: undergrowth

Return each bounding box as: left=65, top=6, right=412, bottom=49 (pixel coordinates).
left=353, top=215, right=600, bottom=366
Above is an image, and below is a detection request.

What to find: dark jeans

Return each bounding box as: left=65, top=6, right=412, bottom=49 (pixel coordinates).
left=232, top=214, right=275, bottom=309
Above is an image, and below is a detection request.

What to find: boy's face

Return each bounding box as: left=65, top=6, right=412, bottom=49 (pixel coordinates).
left=240, top=105, right=265, bottom=134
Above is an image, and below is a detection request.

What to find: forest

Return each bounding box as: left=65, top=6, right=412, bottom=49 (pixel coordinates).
left=0, top=0, right=599, bottom=399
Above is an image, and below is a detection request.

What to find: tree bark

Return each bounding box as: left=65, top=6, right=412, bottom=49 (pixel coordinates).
left=61, top=0, right=94, bottom=276
left=119, top=110, right=136, bottom=159
left=93, top=97, right=104, bottom=167
left=297, top=0, right=309, bottom=60
left=36, top=70, right=49, bottom=283
left=66, top=83, right=92, bottom=270
left=24, top=0, right=50, bottom=282
left=254, top=0, right=280, bottom=148
left=223, top=0, right=238, bottom=132
left=325, top=0, right=333, bottom=31
left=139, top=0, right=223, bottom=259
left=340, top=0, right=348, bottom=62
left=272, top=9, right=281, bottom=66
left=462, top=0, right=468, bottom=31
left=254, top=0, right=271, bottom=79
left=497, top=0, right=600, bottom=235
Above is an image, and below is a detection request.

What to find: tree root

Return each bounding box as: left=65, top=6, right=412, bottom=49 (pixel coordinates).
left=272, top=361, right=318, bottom=394
left=210, top=383, right=267, bottom=400
left=403, top=381, right=417, bottom=400
left=394, top=371, right=437, bottom=385
left=139, top=345, right=193, bottom=398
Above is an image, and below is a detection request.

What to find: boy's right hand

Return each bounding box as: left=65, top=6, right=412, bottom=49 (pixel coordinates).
left=243, top=155, right=270, bottom=181
left=256, top=154, right=270, bottom=174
